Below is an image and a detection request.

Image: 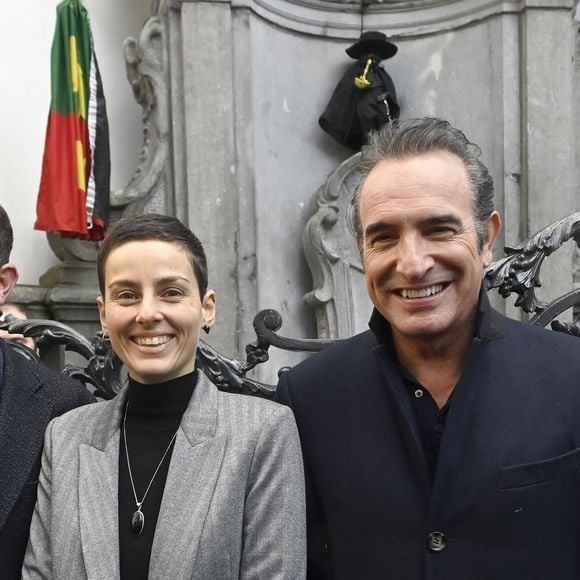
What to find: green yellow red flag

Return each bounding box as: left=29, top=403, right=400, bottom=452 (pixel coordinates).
left=35, top=0, right=110, bottom=241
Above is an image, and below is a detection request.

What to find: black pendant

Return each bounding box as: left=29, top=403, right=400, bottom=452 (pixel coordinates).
left=131, top=509, right=145, bottom=536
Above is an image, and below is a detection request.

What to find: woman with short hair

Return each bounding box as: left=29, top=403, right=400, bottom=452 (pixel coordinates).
left=23, top=213, right=306, bottom=579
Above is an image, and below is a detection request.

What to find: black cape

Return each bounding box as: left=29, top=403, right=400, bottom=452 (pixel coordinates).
left=319, top=60, right=400, bottom=150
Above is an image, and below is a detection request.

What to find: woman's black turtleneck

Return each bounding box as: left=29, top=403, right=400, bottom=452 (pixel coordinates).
left=119, top=371, right=197, bottom=580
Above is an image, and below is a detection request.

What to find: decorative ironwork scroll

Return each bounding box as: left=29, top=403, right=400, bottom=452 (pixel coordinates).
left=0, top=306, right=342, bottom=400
left=484, top=211, right=580, bottom=334
left=0, top=313, right=122, bottom=400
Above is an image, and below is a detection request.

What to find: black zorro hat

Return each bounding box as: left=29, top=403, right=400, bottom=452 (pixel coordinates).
left=345, top=31, right=398, bottom=60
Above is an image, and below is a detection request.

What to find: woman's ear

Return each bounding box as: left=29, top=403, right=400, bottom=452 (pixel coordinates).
left=96, top=295, right=109, bottom=334
left=201, top=290, right=217, bottom=329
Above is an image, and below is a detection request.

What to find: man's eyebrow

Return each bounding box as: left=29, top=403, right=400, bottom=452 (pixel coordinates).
left=364, top=214, right=462, bottom=238
left=364, top=220, right=395, bottom=239
left=418, top=214, right=462, bottom=228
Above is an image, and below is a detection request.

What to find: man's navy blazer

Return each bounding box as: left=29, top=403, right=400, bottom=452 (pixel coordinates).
left=0, top=339, right=94, bottom=579
left=276, top=294, right=580, bottom=579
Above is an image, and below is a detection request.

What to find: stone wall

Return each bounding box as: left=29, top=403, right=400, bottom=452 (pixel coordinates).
left=17, top=0, right=579, bottom=385
left=157, top=0, right=578, bottom=382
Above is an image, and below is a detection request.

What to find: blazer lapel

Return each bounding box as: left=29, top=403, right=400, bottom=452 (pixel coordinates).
left=371, top=345, right=432, bottom=492
left=149, top=373, right=227, bottom=580
left=367, top=311, right=429, bottom=473
left=78, top=390, right=127, bottom=580
left=0, top=345, right=52, bottom=532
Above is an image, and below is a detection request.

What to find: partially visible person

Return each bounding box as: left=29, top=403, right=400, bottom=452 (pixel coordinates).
left=0, top=203, right=94, bottom=579
left=23, top=213, right=306, bottom=579
left=0, top=302, right=37, bottom=351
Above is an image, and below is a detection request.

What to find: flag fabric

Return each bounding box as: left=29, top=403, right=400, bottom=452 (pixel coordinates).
left=35, top=0, right=110, bottom=241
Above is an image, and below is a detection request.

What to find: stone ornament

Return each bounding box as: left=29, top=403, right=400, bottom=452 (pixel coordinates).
left=208, top=0, right=540, bottom=39
left=110, top=13, right=169, bottom=216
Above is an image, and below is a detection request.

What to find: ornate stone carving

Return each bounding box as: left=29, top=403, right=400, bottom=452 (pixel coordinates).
left=110, top=12, right=169, bottom=215
left=46, top=233, right=98, bottom=262
left=224, top=0, right=547, bottom=40
left=303, top=153, right=372, bottom=339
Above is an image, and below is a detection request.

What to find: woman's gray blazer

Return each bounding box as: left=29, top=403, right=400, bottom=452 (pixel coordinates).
left=22, top=371, right=306, bottom=579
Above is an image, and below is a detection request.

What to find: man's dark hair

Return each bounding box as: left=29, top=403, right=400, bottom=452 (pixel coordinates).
left=97, top=213, right=209, bottom=296
left=353, top=117, right=495, bottom=250
left=0, top=204, right=14, bottom=267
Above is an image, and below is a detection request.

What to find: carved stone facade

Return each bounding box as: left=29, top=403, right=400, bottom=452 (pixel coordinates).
left=225, top=0, right=545, bottom=40
left=302, top=154, right=371, bottom=338
left=166, top=0, right=579, bottom=375
left=18, top=0, right=580, bottom=383
left=111, top=14, right=171, bottom=216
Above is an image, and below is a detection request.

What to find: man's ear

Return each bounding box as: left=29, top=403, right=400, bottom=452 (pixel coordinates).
left=482, top=211, right=502, bottom=267
left=0, top=263, right=18, bottom=306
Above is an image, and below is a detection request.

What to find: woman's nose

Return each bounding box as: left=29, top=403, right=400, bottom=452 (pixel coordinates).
left=135, top=296, right=163, bottom=323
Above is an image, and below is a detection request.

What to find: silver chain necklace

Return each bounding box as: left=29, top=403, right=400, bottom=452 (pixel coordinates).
left=123, top=401, right=178, bottom=537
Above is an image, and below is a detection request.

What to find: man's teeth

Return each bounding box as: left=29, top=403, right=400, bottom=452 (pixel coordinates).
left=400, top=284, right=444, bottom=299
left=134, top=335, right=172, bottom=346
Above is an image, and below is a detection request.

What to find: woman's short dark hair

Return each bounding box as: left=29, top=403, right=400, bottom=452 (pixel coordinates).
left=353, top=117, right=495, bottom=250
left=97, top=213, right=208, bottom=296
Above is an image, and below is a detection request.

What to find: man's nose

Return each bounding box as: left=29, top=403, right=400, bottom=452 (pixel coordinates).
left=135, top=295, right=163, bottom=323
left=395, top=235, right=434, bottom=280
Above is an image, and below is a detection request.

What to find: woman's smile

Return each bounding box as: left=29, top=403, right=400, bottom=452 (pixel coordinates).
left=132, top=334, right=174, bottom=347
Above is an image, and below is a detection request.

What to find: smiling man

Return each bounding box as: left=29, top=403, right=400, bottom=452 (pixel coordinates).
left=276, top=117, right=580, bottom=579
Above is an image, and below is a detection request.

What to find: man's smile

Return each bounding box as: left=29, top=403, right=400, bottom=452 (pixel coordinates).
left=397, top=283, right=446, bottom=299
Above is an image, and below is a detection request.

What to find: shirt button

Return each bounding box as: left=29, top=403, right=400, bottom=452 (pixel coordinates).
left=414, top=389, right=424, bottom=398
left=435, top=423, right=444, bottom=433
left=427, top=531, right=446, bottom=552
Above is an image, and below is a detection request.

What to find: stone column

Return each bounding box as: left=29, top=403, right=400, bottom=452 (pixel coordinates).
left=521, top=1, right=576, bottom=316
left=166, top=0, right=261, bottom=361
